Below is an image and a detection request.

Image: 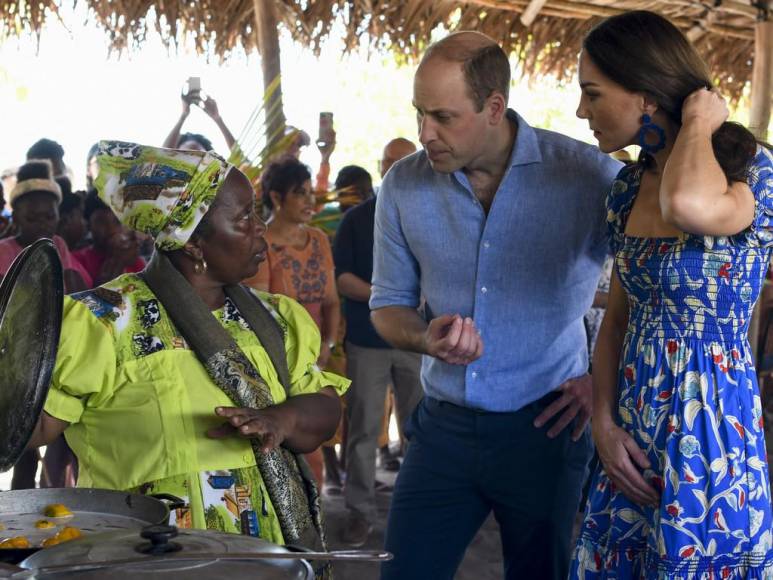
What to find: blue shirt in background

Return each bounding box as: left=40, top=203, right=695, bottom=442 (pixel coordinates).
left=370, top=110, right=621, bottom=412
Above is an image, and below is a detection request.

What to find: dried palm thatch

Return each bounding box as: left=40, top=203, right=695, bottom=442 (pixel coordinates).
left=0, top=0, right=766, bottom=101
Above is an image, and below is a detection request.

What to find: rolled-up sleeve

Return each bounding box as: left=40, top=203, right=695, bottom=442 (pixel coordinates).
left=370, top=173, right=421, bottom=310
left=272, top=294, right=350, bottom=398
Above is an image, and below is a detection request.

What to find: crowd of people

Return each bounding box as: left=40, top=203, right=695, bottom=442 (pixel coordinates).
left=1, top=8, right=772, bottom=580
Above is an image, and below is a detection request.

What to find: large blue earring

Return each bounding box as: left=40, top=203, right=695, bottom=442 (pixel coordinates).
left=637, top=114, right=666, bottom=154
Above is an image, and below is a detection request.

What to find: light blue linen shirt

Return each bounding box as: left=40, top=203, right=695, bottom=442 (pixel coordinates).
left=370, top=110, right=622, bottom=412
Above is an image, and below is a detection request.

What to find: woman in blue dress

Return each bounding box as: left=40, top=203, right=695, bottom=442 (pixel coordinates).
left=571, top=10, right=773, bottom=579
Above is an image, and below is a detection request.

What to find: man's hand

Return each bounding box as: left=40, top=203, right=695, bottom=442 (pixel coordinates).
left=533, top=374, right=592, bottom=441
left=208, top=406, right=297, bottom=453
left=424, top=314, right=483, bottom=365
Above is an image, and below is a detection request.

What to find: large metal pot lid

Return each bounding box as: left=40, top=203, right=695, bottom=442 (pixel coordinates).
left=0, top=239, right=64, bottom=472
left=19, top=525, right=313, bottom=579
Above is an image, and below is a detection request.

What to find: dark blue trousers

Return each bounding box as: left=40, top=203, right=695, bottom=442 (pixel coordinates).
left=381, top=394, right=593, bottom=580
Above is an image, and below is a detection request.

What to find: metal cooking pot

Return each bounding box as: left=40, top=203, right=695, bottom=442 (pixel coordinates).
left=0, top=489, right=178, bottom=565
left=15, top=524, right=390, bottom=579
left=0, top=239, right=63, bottom=473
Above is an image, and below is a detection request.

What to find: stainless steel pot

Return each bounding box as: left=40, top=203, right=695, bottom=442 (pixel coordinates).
left=15, top=525, right=390, bottom=579
left=0, top=489, right=177, bottom=565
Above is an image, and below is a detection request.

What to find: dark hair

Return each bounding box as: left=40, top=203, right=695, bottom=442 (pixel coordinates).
left=260, top=157, right=312, bottom=211
left=177, top=132, right=214, bottom=152
left=583, top=10, right=759, bottom=182
left=83, top=189, right=111, bottom=222
left=17, top=159, right=54, bottom=182
left=55, top=176, right=72, bottom=197
left=26, top=138, right=65, bottom=162
left=335, top=165, right=372, bottom=191
left=423, top=36, right=511, bottom=112
left=59, top=192, right=84, bottom=217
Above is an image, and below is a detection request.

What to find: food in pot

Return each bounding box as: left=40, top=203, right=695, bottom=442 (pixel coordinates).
left=41, top=526, right=83, bottom=547
left=0, top=536, right=30, bottom=549
left=43, top=504, right=73, bottom=518
left=34, top=520, right=55, bottom=529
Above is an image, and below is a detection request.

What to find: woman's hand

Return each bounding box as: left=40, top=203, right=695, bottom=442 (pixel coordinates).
left=317, top=129, right=336, bottom=163
left=317, top=342, right=332, bottom=368
left=208, top=406, right=297, bottom=453
left=592, top=419, right=660, bottom=507
left=681, top=87, right=728, bottom=133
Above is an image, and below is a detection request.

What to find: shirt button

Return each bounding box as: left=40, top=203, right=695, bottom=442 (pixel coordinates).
left=471, top=371, right=478, bottom=379
left=481, top=287, right=488, bottom=294
left=483, top=242, right=490, bottom=249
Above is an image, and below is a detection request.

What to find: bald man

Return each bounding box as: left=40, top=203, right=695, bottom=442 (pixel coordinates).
left=380, top=138, right=417, bottom=178
left=370, top=32, right=621, bottom=579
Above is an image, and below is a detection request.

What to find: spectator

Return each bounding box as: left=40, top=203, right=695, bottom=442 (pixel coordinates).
left=73, top=191, right=144, bottom=287
left=244, top=157, right=341, bottom=490
left=27, top=138, right=66, bottom=177
left=163, top=90, right=236, bottom=155
left=333, top=162, right=423, bottom=546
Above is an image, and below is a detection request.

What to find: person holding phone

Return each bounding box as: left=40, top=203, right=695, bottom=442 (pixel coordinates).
left=163, top=78, right=237, bottom=156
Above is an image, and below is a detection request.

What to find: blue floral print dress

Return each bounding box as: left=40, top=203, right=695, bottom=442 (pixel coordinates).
left=572, top=146, right=773, bottom=579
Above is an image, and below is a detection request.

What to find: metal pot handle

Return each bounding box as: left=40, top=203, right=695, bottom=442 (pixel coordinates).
left=148, top=493, right=186, bottom=511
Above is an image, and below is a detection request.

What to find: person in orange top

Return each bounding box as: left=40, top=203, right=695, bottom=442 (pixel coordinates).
left=244, top=157, right=341, bottom=489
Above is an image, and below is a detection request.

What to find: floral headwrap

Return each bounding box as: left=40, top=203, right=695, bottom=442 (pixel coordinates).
left=94, top=141, right=231, bottom=251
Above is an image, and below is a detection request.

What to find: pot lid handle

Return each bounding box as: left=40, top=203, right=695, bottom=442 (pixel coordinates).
left=138, top=525, right=181, bottom=556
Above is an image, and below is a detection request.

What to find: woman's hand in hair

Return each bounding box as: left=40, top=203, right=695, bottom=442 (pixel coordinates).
left=681, top=88, right=728, bottom=134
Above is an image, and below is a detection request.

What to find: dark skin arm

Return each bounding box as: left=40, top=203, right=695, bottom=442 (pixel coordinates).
left=27, top=412, right=69, bottom=449
left=207, top=386, right=342, bottom=454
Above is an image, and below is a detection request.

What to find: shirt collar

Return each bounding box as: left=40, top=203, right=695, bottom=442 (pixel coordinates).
left=507, top=109, right=543, bottom=167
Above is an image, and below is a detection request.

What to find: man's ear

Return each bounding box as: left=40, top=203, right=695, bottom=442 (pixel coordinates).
left=486, top=91, right=508, bottom=125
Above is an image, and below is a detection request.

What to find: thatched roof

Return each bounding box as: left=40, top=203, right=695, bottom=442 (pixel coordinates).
left=0, top=1, right=766, bottom=100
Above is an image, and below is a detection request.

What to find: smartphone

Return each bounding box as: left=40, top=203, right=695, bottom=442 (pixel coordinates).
left=317, top=112, right=334, bottom=147
left=184, top=77, right=202, bottom=103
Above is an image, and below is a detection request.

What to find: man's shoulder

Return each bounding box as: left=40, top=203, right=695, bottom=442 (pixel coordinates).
left=381, top=150, right=432, bottom=187
left=532, top=127, right=613, bottom=165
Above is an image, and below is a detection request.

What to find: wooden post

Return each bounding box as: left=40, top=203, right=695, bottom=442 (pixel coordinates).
left=253, top=0, right=286, bottom=161
left=749, top=14, right=772, bottom=141
left=749, top=7, right=772, bottom=402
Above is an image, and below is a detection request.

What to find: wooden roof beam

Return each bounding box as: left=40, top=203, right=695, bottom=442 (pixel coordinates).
left=520, top=0, right=549, bottom=26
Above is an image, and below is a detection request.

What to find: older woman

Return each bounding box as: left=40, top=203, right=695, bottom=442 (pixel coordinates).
left=28, top=141, right=348, bottom=566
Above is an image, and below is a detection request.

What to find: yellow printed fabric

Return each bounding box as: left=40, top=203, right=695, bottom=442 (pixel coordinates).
left=44, top=274, right=349, bottom=544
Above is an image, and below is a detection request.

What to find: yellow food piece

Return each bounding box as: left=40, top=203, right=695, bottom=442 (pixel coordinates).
left=34, top=520, right=55, bottom=529
left=0, top=523, right=4, bottom=531
left=43, top=504, right=73, bottom=518
left=0, top=536, right=31, bottom=549
left=55, top=527, right=82, bottom=542
left=40, top=526, right=83, bottom=549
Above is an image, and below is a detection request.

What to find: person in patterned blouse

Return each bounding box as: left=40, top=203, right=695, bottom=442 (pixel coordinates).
left=571, top=10, right=773, bottom=579
left=26, top=142, right=348, bottom=567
